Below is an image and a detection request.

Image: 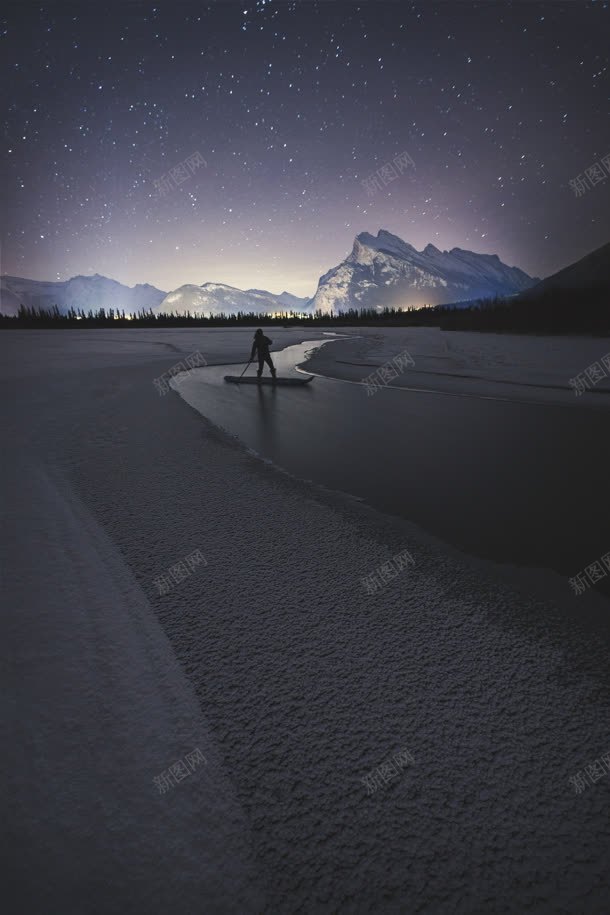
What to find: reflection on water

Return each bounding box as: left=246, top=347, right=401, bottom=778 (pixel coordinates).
left=255, top=380, right=279, bottom=445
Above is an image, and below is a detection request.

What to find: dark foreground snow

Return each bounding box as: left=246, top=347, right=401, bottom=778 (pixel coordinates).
left=2, top=328, right=609, bottom=914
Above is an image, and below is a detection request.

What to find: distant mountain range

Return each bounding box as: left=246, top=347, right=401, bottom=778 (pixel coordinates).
left=309, top=230, right=539, bottom=312
left=157, top=283, right=309, bottom=316
left=0, top=273, right=309, bottom=317
left=0, top=273, right=166, bottom=317
left=8, top=229, right=608, bottom=318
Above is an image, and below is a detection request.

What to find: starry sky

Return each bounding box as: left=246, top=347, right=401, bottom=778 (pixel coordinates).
left=1, top=0, right=609, bottom=298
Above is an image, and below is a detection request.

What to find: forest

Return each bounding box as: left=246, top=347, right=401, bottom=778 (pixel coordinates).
left=1, top=285, right=608, bottom=335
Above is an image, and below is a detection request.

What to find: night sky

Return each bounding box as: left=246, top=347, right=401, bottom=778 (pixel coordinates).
left=1, top=0, right=609, bottom=298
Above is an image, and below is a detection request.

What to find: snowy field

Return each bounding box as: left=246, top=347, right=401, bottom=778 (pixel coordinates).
left=305, top=325, right=610, bottom=407
left=2, top=327, right=610, bottom=914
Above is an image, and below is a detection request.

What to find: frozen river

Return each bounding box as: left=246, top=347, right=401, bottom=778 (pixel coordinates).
left=174, top=333, right=610, bottom=607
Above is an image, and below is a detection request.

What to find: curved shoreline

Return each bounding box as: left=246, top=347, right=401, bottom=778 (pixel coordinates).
left=171, top=333, right=610, bottom=617
left=3, top=327, right=610, bottom=913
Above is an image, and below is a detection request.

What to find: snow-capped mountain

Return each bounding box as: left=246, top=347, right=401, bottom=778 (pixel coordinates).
left=0, top=273, right=166, bottom=316
left=310, top=230, right=539, bottom=313
left=157, top=283, right=310, bottom=316
left=1, top=231, right=542, bottom=318
left=261, top=289, right=311, bottom=311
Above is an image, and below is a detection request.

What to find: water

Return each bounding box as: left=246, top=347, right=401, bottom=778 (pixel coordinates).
left=173, top=338, right=610, bottom=599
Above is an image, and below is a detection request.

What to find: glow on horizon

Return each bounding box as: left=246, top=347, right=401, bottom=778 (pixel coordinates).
left=28, top=222, right=544, bottom=298
left=3, top=4, right=607, bottom=296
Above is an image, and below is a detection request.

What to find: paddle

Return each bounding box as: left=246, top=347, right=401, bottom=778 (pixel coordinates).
left=239, top=359, right=252, bottom=380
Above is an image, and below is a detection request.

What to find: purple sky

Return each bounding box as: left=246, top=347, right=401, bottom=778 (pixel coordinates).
left=1, top=0, right=609, bottom=297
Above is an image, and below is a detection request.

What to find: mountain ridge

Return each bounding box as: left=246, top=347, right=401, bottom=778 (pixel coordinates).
left=157, top=282, right=310, bottom=316
left=1, top=230, right=542, bottom=316
left=0, top=273, right=167, bottom=316
left=521, top=240, right=610, bottom=298
left=310, top=229, right=540, bottom=313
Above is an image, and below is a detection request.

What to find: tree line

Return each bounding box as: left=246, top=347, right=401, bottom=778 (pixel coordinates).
left=0, top=303, right=440, bottom=329
left=1, top=287, right=608, bottom=334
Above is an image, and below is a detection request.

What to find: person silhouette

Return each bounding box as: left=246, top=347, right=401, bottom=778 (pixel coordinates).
left=250, top=328, right=276, bottom=380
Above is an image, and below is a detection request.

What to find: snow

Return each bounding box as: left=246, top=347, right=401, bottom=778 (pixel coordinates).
left=2, top=326, right=609, bottom=913
left=158, top=282, right=307, bottom=316
left=0, top=273, right=166, bottom=315
left=304, top=325, right=610, bottom=407
left=3, top=451, right=259, bottom=913
left=311, top=229, right=538, bottom=312
left=355, top=229, right=419, bottom=260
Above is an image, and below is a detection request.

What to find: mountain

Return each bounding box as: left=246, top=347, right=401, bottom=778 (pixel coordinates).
left=262, top=289, right=311, bottom=311
left=310, top=230, right=539, bottom=313
left=157, top=283, right=310, bottom=316
left=435, top=239, right=610, bottom=335
left=0, top=273, right=166, bottom=316
left=1, top=231, right=543, bottom=318
left=520, top=240, right=610, bottom=298
left=244, top=288, right=311, bottom=311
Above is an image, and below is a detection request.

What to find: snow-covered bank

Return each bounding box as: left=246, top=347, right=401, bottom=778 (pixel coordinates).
left=3, top=328, right=326, bottom=912
left=2, top=328, right=610, bottom=914
left=303, top=326, right=610, bottom=408
left=3, top=450, right=259, bottom=913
